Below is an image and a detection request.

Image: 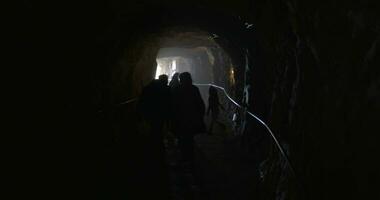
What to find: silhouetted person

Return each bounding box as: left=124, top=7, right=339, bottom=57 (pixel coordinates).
left=137, top=74, right=171, bottom=199
left=138, top=74, right=170, bottom=128
left=169, top=72, right=180, bottom=89
left=172, top=72, right=205, bottom=167
left=207, top=86, right=225, bottom=134
left=168, top=73, right=180, bottom=134
left=167, top=72, right=180, bottom=150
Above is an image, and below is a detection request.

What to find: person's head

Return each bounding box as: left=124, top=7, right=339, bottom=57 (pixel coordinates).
left=171, top=72, right=179, bottom=82
left=179, top=72, right=192, bottom=86
left=158, top=74, right=168, bottom=86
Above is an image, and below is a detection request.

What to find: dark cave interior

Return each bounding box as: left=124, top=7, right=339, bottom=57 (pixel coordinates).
left=12, top=0, right=380, bottom=199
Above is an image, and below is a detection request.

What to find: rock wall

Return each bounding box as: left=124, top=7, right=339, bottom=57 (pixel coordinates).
left=247, top=1, right=380, bottom=199
left=16, top=0, right=380, bottom=199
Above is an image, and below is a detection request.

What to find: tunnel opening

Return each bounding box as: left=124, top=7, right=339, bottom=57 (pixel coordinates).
left=155, top=32, right=235, bottom=102
left=126, top=26, right=276, bottom=200
left=92, top=5, right=287, bottom=196
left=118, top=27, right=242, bottom=126
left=94, top=6, right=283, bottom=199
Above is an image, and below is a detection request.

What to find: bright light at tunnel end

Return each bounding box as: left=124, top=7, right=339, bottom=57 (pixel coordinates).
left=155, top=58, right=178, bottom=80
left=155, top=63, right=162, bottom=79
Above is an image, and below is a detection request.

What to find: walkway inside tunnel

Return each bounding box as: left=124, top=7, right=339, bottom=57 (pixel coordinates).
left=155, top=40, right=246, bottom=200
left=93, top=6, right=300, bottom=197
left=127, top=78, right=259, bottom=200
left=103, top=26, right=268, bottom=200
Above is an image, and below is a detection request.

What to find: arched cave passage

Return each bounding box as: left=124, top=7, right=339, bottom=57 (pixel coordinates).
left=94, top=7, right=271, bottom=200
left=123, top=27, right=239, bottom=115
left=101, top=7, right=253, bottom=108
left=17, top=1, right=380, bottom=200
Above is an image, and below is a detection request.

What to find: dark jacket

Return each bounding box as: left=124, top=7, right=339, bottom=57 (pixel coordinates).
left=138, top=80, right=171, bottom=122
left=172, top=84, right=205, bottom=134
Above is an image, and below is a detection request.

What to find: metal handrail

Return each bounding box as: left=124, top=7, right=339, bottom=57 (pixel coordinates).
left=103, top=83, right=296, bottom=177
left=118, top=97, right=138, bottom=105
left=194, top=83, right=296, bottom=177
left=97, top=97, right=139, bottom=113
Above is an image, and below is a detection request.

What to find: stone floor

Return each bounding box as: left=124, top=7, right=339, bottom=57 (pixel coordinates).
left=165, top=118, right=259, bottom=200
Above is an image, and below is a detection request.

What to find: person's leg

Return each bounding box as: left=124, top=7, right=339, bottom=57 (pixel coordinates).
left=177, top=134, right=187, bottom=162
left=179, top=134, right=194, bottom=162
left=187, top=134, right=194, bottom=164
left=150, top=120, right=171, bottom=199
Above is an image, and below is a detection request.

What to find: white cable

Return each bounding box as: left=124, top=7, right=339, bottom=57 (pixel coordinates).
left=194, top=83, right=296, bottom=176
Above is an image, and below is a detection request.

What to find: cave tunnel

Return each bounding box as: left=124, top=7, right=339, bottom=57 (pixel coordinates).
left=99, top=11, right=259, bottom=199
left=130, top=28, right=238, bottom=105
left=14, top=1, right=380, bottom=200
